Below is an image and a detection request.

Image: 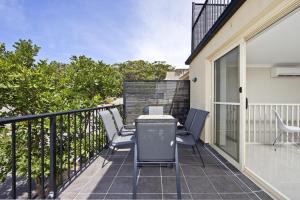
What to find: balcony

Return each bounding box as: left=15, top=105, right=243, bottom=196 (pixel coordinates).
left=0, top=81, right=272, bottom=199
left=186, top=0, right=245, bottom=64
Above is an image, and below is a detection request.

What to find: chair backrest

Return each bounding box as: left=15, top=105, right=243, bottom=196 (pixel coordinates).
left=149, top=106, right=164, bottom=115
left=189, top=109, right=209, bottom=141
left=110, top=108, right=124, bottom=132
left=273, top=110, right=291, bottom=133
left=99, top=110, right=118, bottom=142
left=135, top=117, right=177, bottom=162
left=184, top=108, right=197, bottom=130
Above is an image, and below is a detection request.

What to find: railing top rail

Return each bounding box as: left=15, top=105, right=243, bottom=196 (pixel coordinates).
left=249, top=103, right=300, bottom=106
left=0, top=104, right=121, bottom=124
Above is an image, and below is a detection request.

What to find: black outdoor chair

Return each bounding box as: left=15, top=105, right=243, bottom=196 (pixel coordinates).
left=177, top=108, right=197, bottom=132
left=176, top=109, right=209, bottom=167
left=133, top=116, right=181, bottom=199
left=110, top=108, right=135, bottom=135
left=99, top=110, right=135, bottom=167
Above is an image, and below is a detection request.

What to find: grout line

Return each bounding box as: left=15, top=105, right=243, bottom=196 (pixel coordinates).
left=179, top=164, right=193, bottom=200
left=160, top=164, right=163, bottom=200
left=103, top=150, right=129, bottom=200
left=204, top=146, right=263, bottom=200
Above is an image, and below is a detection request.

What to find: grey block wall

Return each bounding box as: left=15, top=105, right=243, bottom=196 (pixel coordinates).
left=123, top=81, right=190, bottom=124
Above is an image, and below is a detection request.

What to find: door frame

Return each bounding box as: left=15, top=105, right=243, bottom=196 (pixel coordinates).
left=210, top=39, right=247, bottom=170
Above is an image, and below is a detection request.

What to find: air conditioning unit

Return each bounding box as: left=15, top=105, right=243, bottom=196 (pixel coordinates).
left=271, top=66, right=300, bottom=77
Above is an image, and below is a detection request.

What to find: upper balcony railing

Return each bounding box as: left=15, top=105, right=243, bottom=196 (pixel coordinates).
left=191, top=0, right=231, bottom=51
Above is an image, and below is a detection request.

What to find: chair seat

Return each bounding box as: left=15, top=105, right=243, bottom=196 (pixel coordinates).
left=176, top=129, right=189, bottom=135
left=120, top=130, right=135, bottom=136
left=122, top=127, right=136, bottom=132
left=112, top=135, right=135, bottom=146
left=285, top=125, right=300, bottom=133
left=176, top=134, right=196, bottom=146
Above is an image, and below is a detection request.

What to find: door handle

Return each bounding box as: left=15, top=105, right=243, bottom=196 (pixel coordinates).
left=246, top=98, right=249, bottom=109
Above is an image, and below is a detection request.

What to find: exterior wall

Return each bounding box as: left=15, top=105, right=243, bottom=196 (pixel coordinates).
left=247, top=68, right=300, bottom=103
left=189, top=0, right=300, bottom=143
left=189, top=1, right=300, bottom=198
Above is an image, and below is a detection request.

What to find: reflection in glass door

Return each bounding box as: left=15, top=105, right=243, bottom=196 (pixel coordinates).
left=214, top=47, right=240, bottom=161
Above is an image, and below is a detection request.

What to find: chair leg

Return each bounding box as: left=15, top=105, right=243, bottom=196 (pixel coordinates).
left=175, top=144, right=181, bottom=200
left=273, top=131, right=283, bottom=151
left=102, top=146, right=112, bottom=168
left=195, top=145, right=205, bottom=168
left=133, top=144, right=138, bottom=199
left=111, top=146, right=116, bottom=155
left=192, top=146, right=196, bottom=154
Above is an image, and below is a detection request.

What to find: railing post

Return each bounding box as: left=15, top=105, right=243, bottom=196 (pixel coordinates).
left=11, top=122, right=16, bottom=199
left=49, top=116, right=57, bottom=199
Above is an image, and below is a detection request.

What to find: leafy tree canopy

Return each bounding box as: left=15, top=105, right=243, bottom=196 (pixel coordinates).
left=0, top=39, right=175, bottom=188
left=115, top=60, right=174, bottom=81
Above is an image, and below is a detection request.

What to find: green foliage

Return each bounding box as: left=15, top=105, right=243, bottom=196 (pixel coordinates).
left=0, top=39, right=174, bottom=194
left=116, top=60, right=174, bottom=81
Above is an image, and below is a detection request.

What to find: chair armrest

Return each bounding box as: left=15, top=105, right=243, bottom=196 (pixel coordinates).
left=176, top=130, right=191, bottom=135
left=123, top=124, right=135, bottom=129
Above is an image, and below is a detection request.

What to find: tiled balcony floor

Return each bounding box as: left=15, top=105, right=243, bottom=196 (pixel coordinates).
left=59, top=144, right=273, bottom=200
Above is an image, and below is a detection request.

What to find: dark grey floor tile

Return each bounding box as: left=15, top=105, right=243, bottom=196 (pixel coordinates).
left=136, top=193, right=162, bottom=199
left=237, top=174, right=261, bottom=191
left=108, top=177, right=133, bottom=193
left=179, top=155, right=204, bottom=165
left=202, top=155, right=221, bottom=165
left=203, top=165, right=229, bottom=176
left=139, top=166, right=161, bottom=176
left=106, top=156, right=126, bottom=165
left=105, top=193, right=132, bottom=199
left=191, top=193, right=221, bottom=200
left=231, top=176, right=252, bottom=193
left=209, top=176, right=244, bottom=193
left=224, top=163, right=241, bottom=175
left=80, top=164, right=102, bottom=177
left=98, top=164, right=121, bottom=177
left=136, top=177, right=162, bottom=193
left=161, top=165, right=183, bottom=176
left=63, top=176, right=91, bottom=193
left=178, top=147, right=196, bottom=155
left=75, top=193, right=106, bottom=200
left=58, top=192, right=78, bottom=199
left=82, top=177, right=114, bottom=193
left=185, top=177, right=216, bottom=193
left=254, top=191, right=273, bottom=200
left=117, top=165, right=133, bottom=176
left=220, top=193, right=251, bottom=200
left=124, top=156, right=134, bottom=164
left=181, top=164, right=205, bottom=176
left=247, top=192, right=261, bottom=200
left=162, top=177, right=189, bottom=193
left=163, top=193, right=192, bottom=199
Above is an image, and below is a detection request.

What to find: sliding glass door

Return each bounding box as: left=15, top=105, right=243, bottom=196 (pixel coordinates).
left=214, top=47, right=240, bottom=161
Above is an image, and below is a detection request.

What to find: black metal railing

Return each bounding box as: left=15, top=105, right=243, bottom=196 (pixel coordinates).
left=0, top=104, right=122, bottom=199
left=191, top=0, right=231, bottom=51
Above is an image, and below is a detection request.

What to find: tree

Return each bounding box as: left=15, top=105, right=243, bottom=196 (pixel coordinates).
left=0, top=40, right=123, bottom=197
left=0, top=39, right=175, bottom=197
left=116, top=60, right=174, bottom=81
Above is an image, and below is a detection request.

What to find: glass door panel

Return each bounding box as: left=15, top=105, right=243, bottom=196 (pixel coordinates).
left=214, top=47, right=240, bottom=161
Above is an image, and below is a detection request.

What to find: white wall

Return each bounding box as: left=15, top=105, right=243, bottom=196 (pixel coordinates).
left=247, top=67, right=300, bottom=103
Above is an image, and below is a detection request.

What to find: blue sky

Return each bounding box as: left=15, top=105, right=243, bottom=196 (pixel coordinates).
left=0, top=0, right=197, bottom=68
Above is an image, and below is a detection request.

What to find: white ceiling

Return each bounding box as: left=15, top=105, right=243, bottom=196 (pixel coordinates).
left=247, top=8, right=300, bottom=67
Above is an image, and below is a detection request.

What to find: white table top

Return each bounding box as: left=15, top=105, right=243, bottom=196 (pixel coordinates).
left=137, top=115, right=174, bottom=120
